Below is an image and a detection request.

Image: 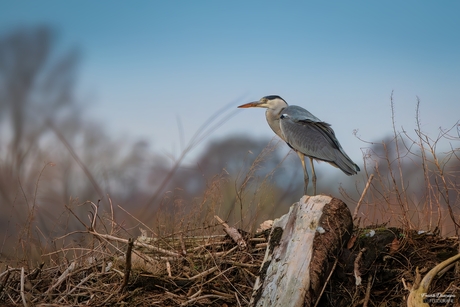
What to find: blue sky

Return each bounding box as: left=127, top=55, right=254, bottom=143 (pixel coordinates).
left=1, top=1, right=459, bottom=168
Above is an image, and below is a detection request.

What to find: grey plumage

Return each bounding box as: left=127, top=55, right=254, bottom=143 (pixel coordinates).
left=238, top=95, right=359, bottom=195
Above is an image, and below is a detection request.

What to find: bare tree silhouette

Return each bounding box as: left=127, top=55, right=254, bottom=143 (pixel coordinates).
left=0, top=26, right=80, bottom=199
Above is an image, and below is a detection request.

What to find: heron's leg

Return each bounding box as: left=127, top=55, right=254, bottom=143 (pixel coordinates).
left=309, top=157, right=317, bottom=195
left=297, top=151, right=309, bottom=195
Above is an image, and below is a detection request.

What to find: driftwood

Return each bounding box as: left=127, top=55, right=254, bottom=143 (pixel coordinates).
left=250, top=195, right=352, bottom=307
left=406, top=252, right=460, bottom=307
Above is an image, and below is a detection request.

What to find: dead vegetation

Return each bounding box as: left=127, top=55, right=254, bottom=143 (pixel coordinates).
left=1, top=94, right=459, bottom=306
left=329, top=226, right=459, bottom=306
left=0, top=207, right=458, bottom=306
left=0, top=199, right=269, bottom=306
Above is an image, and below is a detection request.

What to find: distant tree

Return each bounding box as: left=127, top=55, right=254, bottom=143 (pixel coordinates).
left=0, top=26, right=80, bottom=200
left=0, top=26, right=83, bottom=260
left=0, top=26, right=79, bottom=163
left=142, top=135, right=305, bottom=228
left=177, top=135, right=282, bottom=193
left=0, top=26, right=78, bottom=203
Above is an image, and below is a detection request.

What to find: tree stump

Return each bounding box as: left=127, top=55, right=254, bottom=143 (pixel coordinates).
left=250, top=195, right=353, bottom=307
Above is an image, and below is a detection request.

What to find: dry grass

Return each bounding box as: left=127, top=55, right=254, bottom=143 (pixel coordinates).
left=350, top=93, right=460, bottom=237
left=1, top=206, right=458, bottom=306
left=0, top=194, right=270, bottom=306
left=0, top=95, right=459, bottom=306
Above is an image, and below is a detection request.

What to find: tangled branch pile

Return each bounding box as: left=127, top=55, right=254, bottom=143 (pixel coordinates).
left=0, top=202, right=458, bottom=306
left=0, top=210, right=269, bottom=307
left=326, top=227, right=459, bottom=306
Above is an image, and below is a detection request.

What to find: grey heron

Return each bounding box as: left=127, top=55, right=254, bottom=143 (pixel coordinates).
left=238, top=95, right=360, bottom=195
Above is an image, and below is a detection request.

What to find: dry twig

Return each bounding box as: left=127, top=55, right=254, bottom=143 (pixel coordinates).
left=214, top=215, right=247, bottom=249
left=20, top=267, right=28, bottom=307
left=119, top=238, right=134, bottom=293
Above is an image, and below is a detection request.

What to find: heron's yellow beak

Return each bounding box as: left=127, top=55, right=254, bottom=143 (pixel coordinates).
left=237, top=101, right=264, bottom=108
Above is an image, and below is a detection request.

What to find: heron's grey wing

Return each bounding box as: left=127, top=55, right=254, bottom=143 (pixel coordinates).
left=279, top=115, right=359, bottom=175
left=279, top=115, right=339, bottom=159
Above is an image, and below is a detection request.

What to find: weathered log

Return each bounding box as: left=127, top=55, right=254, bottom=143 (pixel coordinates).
left=250, top=195, right=353, bottom=307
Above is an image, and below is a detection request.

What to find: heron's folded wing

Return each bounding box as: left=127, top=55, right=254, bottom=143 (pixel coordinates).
left=280, top=115, right=360, bottom=174
left=279, top=116, right=342, bottom=162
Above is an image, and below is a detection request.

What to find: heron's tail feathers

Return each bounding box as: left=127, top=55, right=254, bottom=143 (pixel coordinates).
left=330, top=151, right=360, bottom=175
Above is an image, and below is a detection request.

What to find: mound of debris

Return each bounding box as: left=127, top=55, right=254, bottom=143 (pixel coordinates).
left=0, top=221, right=458, bottom=306
left=329, top=226, right=459, bottom=306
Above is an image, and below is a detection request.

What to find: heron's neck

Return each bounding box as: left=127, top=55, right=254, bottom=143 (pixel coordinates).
left=265, top=107, right=285, bottom=139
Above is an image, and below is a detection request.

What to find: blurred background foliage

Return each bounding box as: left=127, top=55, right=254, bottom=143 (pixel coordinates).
left=0, top=26, right=458, bottom=263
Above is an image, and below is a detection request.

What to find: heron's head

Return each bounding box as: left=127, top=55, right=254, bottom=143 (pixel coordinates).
left=237, top=95, right=288, bottom=110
